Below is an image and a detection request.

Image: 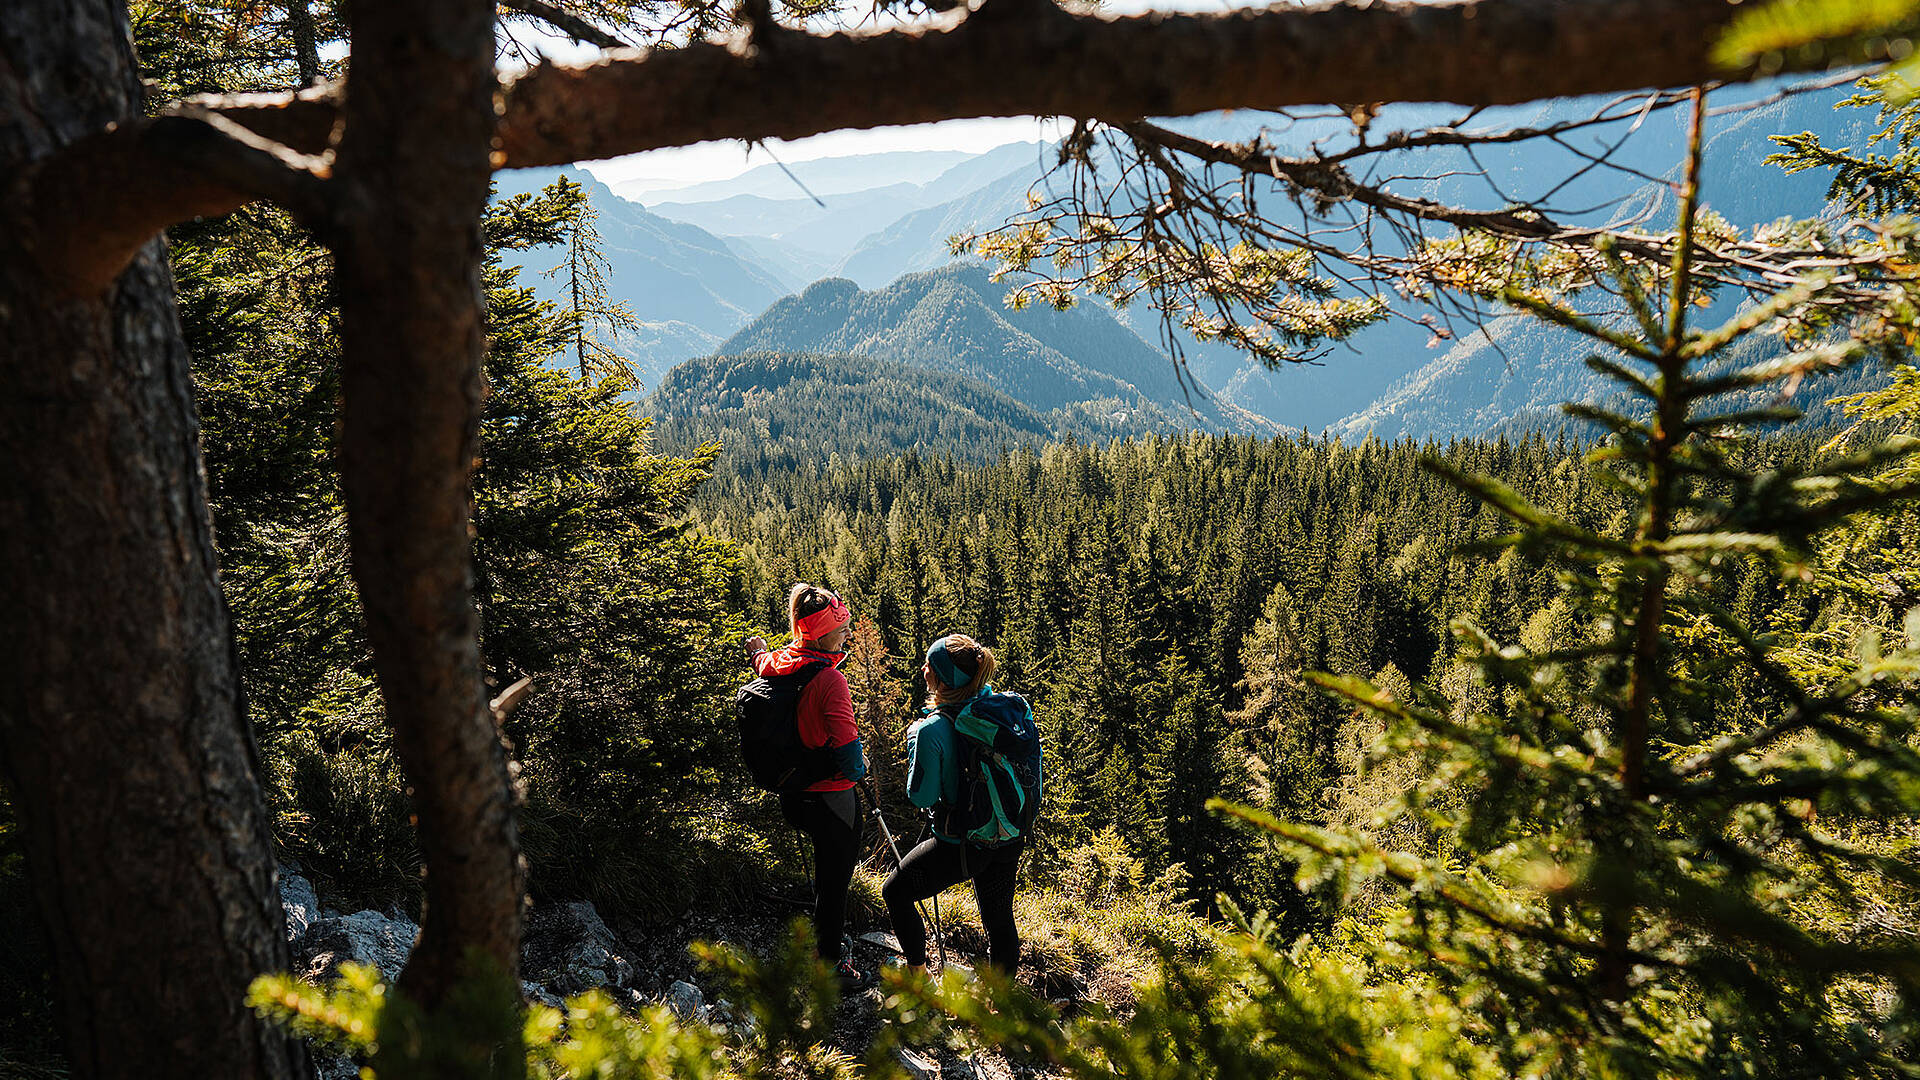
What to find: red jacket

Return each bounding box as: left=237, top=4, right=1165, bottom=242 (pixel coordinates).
left=753, top=643, right=861, bottom=792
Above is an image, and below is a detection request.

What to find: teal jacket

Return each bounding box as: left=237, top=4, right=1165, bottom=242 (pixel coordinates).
left=905, top=708, right=962, bottom=840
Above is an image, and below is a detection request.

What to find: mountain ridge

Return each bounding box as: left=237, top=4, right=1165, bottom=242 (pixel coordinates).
left=717, top=264, right=1272, bottom=435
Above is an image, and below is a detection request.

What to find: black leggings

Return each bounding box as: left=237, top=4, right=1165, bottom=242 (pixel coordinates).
left=882, top=837, right=1024, bottom=972
left=780, top=788, right=861, bottom=960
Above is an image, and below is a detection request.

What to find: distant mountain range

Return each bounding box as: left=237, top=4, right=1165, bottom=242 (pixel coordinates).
left=645, top=143, right=1052, bottom=286
left=611, top=149, right=978, bottom=204
left=505, top=80, right=1881, bottom=444
left=716, top=265, right=1273, bottom=434
left=493, top=167, right=779, bottom=382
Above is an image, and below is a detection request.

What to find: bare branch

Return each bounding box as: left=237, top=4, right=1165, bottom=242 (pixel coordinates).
left=14, top=105, right=335, bottom=297
left=490, top=677, right=536, bottom=720
left=499, top=0, right=631, bottom=50
left=1120, top=119, right=1684, bottom=263
left=191, top=83, right=345, bottom=158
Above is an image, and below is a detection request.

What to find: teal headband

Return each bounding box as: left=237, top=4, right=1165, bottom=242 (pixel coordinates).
left=926, top=636, right=976, bottom=690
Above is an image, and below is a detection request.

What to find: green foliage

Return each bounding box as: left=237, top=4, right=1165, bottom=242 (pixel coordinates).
left=539, top=176, right=642, bottom=380
left=177, top=181, right=749, bottom=914
left=694, top=925, right=858, bottom=1078
left=130, top=0, right=345, bottom=98
left=699, top=424, right=1650, bottom=922
left=1765, top=73, right=1920, bottom=214
left=877, top=901, right=1507, bottom=1080
left=710, top=266, right=1263, bottom=433
left=648, top=351, right=1093, bottom=479
left=1717, top=0, right=1920, bottom=87
left=247, top=928, right=867, bottom=1080
left=817, top=97, right=1920, bottom=1080
left=252, top=960, right=725, bottom=1080
left=964, top=192, right=1391, bottom=367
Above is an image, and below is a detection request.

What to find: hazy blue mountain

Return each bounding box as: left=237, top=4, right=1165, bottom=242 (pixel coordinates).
left=546, top=80, right=1873, bottom=434
left=649, top=182, right=931, bottom=261
left=647, top=351, right=1159, bottom=473
left=717, top=264, right=1272, bottom=434
left=719, top=235, right=836, bottom=294
left=835, top=168, right=1036, bottom=287
left=1084, top=81, right=1881, bottom=434
left=1311, top=82, right=1884, bottom=438
left=610, top=149, right=973, bottom=204
left=493, top=166, right=794, bottom=383
left=609, top=321, right=722, bottom=388
left=646, top=143, right=1059, bottom=278
left=919, top=142, right=1054, bottom=198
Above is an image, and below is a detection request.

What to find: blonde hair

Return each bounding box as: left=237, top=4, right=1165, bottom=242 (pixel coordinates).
left=926, top=634, right=996, bottom=709
left=787, top=582, right=840, bottom=642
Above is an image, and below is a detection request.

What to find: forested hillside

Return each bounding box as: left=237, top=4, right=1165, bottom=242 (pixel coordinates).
left=716, top=265, right=1272, bottom=433
left=647, top=351, right=1168, bottom=474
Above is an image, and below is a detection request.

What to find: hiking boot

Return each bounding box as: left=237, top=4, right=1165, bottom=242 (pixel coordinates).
left=833, top=935, right=874, bottom=992
left=833, top=955, right=875, bottom=993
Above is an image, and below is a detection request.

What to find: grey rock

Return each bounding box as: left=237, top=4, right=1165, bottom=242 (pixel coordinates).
left=858, top=931, right=902, bottom=952
left=954, top=1052, right=1014, bottom=1080
left=278, top=865, right=321, bottom=943
left=521, top=980, right=566, bottom=1012
left=521, top=901, right=635, bottom=995
left=709, top=996, right=756, bottom=1038
left=897, top=1048, right=940, bottom=1080
left=666, top=979, right=707, bottom=1023
left=296, top=909, right=418, bottom=985
left=311, top=1050, right=359, bottom=1080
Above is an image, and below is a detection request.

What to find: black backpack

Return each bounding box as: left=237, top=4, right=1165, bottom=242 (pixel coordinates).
left=732, top=660, right=843, bottom=792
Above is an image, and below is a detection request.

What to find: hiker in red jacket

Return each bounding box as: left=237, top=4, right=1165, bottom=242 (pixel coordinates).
left=745, top=583, right=871, bottom=990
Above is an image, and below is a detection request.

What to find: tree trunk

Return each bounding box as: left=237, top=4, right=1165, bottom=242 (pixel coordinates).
left=331, top=0, right=525, bottom=1020
left=0, top=3, right=306, bottom=1079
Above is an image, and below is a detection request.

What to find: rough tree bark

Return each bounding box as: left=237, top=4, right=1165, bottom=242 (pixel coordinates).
left=0, top=3, right=308, bottom=1079
left=329, top=0, right=526, bottom=1008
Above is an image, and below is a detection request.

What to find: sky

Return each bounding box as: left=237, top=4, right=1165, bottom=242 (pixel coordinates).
left=579, top=118, right=1071, bottom=198
left=519, top=0, right=1262, bottom=198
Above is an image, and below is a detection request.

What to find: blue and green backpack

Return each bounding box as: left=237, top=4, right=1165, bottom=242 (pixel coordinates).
left=938, top=690, right=1044, bottom=848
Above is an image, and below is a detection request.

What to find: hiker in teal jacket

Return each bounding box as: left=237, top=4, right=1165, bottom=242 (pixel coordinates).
left=882, top=634, right=1042, bottom=975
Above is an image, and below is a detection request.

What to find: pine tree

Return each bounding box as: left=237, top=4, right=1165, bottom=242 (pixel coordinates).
left=541, top=176, right=641, bottom=381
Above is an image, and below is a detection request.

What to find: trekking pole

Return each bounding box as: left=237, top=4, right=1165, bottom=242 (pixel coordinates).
left=865, top=779, right=909, bottom=865
left=862, top=780, right=946, bottom=974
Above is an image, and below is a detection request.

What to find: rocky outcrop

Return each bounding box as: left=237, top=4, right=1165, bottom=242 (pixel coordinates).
left=278, top=866, right=321, bottom=942
left=665, top=979, right=707, bottom=1023
left=297, top=909, right=419, bottom=985
left=276, top=864, right=419, bottom=984
left=278, top=866, right=702, bottom=1023
left=521, top=900, right=637, bottom=995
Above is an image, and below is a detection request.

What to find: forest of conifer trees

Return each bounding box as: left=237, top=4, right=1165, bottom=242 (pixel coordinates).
left=694, top=428, right=1839, bottom=920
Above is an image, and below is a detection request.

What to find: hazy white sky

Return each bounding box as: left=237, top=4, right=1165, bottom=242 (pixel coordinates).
left=543, top=0, right=1258, bottom=196
left=579, top=118, right=1071, bottom=196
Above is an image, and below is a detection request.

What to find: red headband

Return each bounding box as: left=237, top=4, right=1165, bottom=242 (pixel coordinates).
left=796, top=594, right=851, bottom=640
